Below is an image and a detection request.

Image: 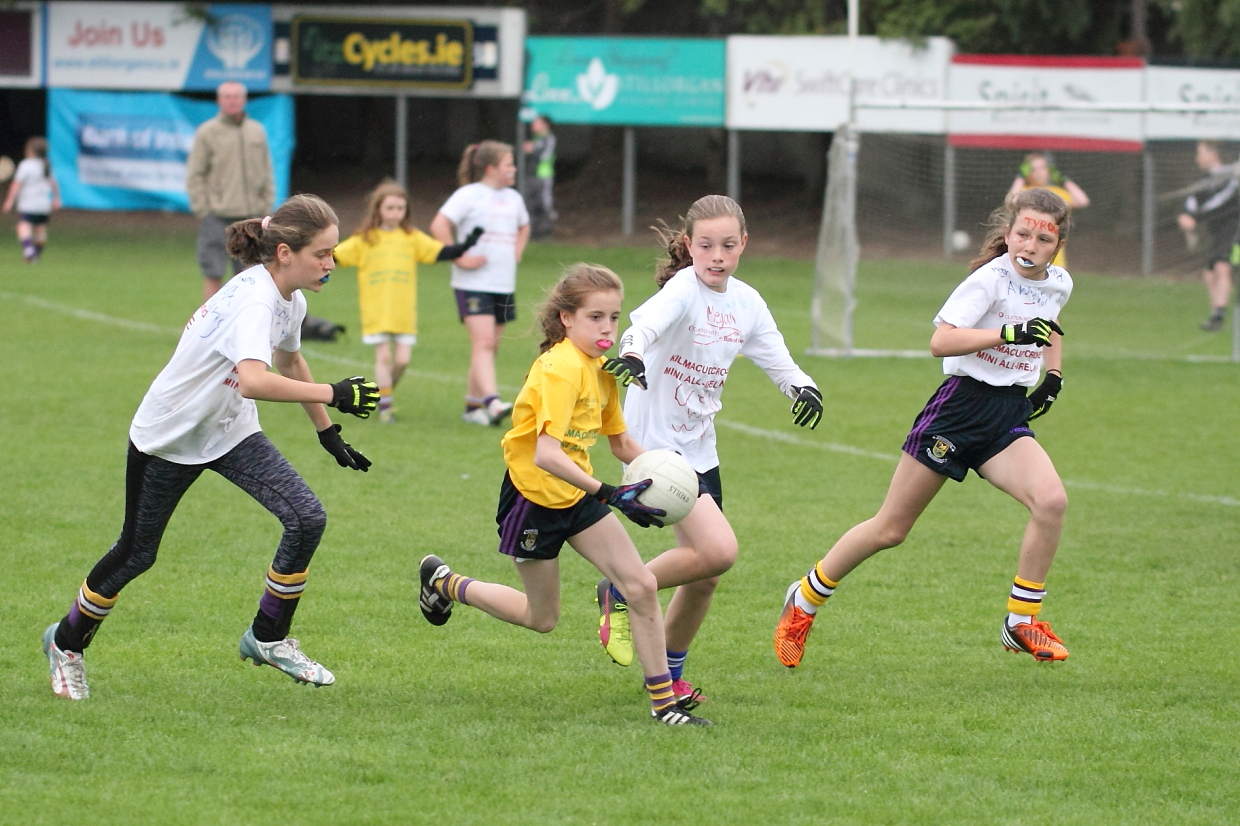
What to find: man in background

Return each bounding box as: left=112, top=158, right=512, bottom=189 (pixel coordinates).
left=186, top=82, right=274, bottom=301
left=1177, top=140, right=1239, bottom=332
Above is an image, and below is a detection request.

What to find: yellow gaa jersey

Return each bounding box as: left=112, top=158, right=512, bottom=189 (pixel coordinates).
left=333, top=228, right=444, bottom=337
left=503, top=338, right=627, bottom=509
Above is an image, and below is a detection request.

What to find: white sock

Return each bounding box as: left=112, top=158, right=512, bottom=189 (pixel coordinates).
left=793, top=587, right=819, bottom=615
left=1007, top=612, right=1034, bottom=628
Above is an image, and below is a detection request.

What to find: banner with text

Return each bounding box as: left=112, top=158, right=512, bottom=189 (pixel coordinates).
left=947, top=55, right=1145, bottom=151
left=726, top=36, right=954, bottom=133
left=1146, top=65, right=1240, bottom=140
left=523, top=37, right=724, bottom=126
left=291, top=16, right=473, bottom=89
left=50, top=88, right=294, bottom=211
left=47, top=2, right=271, bottom=91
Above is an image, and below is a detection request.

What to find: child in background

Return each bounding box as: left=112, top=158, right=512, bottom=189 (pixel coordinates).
left=597, top=194, right=823, bottom=700
left=417, top=263, right=711, bottom=726
left=775, top=188, right=1073, bottom=669
left=431, top=141, right=530, bottom=427
left=1008, top=152, right=1089, bottom=268
left=522, top=115, right=558, bottom=239
left=334, top=181, right=486, bottom=423
left=2, top=137, right=61, bottom=263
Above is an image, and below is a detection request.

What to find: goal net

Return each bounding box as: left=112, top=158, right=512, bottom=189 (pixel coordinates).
left=810, top=108, right=1240, bottom=356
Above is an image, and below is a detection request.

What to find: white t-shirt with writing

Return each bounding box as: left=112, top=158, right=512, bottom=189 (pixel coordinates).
left=129, top=265, right=306, bottom=464
left=933, top=253, right=1072, bottom=388
left=618, top=266, right=817, bottom=472
left=438, top=182, right=529, bottom=294
left=14, top=158, right=53, bottom=215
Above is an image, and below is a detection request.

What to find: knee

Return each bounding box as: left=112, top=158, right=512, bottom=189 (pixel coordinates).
left=529, top=613, right=559, bottom=634
left=695, top=536, right=738, bottom=578
left=616, top=568, right=659, bottom=608
left=872, top=520, right=912, bottom=550
left=292, top=498, right=327, bottom=541
left=1032, top=484, right=1068, bottom=523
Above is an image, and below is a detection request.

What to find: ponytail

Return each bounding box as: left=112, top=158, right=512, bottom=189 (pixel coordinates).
left=456, top=140, right=513, bottom=186
left=226, top=193, right=338, bottom=266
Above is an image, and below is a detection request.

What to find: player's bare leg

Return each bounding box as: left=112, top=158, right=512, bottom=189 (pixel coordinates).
left=776, top=454, right=945, bottom=667
left=979, top=437, right=1070, bottom=660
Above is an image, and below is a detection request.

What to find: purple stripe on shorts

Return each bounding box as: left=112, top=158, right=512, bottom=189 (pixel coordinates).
left=498, top=494, right=533, bottom=557
left=903, top=377, right=961, bottom=455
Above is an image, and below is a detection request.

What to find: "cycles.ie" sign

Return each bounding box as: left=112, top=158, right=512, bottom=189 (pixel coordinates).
left=291, top=17, right=474, bottom=89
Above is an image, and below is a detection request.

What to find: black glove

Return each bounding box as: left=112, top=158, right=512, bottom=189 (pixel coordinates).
left=1027, top=372, right=1062, bottom=421
left=1001, top=318, right=1064, bottom=347
left=436, top=226, right=485, bottom=261
left=790, top=385, right=823, bottom=429
left=328, top=376, right=379, bottom=418
left=602, top=355, right=647, bottom=389
left=317, top=424, right=372, bottom=472
left=594, top=480, right=665, bottom=528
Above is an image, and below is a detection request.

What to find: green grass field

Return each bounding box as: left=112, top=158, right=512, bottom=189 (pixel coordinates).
left=2, top=219, right=1239, bottom=825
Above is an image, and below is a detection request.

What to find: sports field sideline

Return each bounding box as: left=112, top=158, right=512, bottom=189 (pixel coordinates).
left=1, top=220, right=1238, bottom=825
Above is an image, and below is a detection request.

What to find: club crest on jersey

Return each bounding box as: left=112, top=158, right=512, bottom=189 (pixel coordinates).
left=521, top=529, right=539, bottom=551
left=927, top=435, right=955, bottom=464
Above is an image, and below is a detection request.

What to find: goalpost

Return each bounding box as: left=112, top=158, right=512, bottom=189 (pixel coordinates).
left=810, top=99, right=1240, bottom=361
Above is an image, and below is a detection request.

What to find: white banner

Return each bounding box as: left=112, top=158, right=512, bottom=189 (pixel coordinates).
left=47, top=2, right=271, bottom=91
left=947, top=56, right=1145, bottom=149
left=726, top=36, right=953, bottom=133
left=1146, top=65, right=1240, bottom=140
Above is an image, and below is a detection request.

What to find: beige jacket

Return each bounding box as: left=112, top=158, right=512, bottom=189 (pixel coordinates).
left=185, top=113, right=274, bottom=218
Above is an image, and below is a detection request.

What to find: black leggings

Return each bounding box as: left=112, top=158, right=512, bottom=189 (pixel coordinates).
left=58, top=432, right=325, bottom=650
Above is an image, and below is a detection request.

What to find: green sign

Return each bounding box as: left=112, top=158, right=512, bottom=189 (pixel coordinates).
left=522, top=37, right=725, bottom=126
left=292, top=17, right=473, bottom=89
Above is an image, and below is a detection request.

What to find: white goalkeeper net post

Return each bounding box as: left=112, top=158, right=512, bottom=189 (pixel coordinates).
left=810, top=126, right=860, bottom=356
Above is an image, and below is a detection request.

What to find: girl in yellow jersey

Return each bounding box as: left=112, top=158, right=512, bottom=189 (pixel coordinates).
left=417, top=263, right=711, bottom=725
left=333, top=181, right=485, bottom=422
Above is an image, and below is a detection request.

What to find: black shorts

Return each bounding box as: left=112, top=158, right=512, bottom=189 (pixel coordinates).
left=902, top=376, right=1034, bottom=482
left=20, top=213, right=49, bottom=225
left=495, top=472, right=611, bottom=560
left=456, top=289, right=517, bottom=325
left=697, top=466, right=723, bottom=512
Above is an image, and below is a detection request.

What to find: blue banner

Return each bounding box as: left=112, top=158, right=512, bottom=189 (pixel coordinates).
left=50, top=88, right=293, bottom=212
left=522, top=37, right=725, bottom=126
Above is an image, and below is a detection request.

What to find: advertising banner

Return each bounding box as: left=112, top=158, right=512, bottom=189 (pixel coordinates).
left=1146, top=65, right=1240, bottom=140
left=523, top=37, right=725, bottom=126
left=49, top=88, right=294, bottom=212
left=291, top=16, right=473, bottom=89
left=947, top=55, right=1145, bottom=151
left=725, top=36, right=953, bottom=133
left=0, top=3, right=42, bottom=88
left=47, top=2, right=271, bottom=92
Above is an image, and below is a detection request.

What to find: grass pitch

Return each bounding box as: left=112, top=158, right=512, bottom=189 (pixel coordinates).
left=1, top=219, right=1239, bottom=825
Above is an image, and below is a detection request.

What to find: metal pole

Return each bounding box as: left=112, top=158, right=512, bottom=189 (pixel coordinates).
left=726, top=129, right=740, bottom=203
left=1232, top=294, right=1240, bottom=362
left=943, top=142, right=956, bottom=258
left=622, top=127, right=636, bottom=236
left=515, top=117, right=526, bottom=196
left=1142, top=150, right=1154, bottom=275
left=394, top=94, right=408, bottom=189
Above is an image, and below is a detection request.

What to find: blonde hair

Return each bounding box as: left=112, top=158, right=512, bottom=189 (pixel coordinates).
left=226, top=194, right=339, bottom=266
left=653, top=194, right=748, bottom=288
left=356, top=180, right=411, bottom=243
left=537, top=263, right=624, bottom=353
left=456, top=140, right=513, bottom=186
left=968, top=188, right=1072, bottom=273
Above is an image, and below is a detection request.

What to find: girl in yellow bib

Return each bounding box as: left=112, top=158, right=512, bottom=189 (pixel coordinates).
left=333, top=181, right=485, bottom=422
left=417, top=263, right=711, bottom=725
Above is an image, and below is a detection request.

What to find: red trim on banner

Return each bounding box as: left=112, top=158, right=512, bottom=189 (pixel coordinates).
left=948, top=134, right=1145, bottom=153
left=952, top=54, right=1145, bottom=69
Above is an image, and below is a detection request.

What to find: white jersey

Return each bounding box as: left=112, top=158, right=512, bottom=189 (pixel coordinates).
left=14, top=158, right=54, bottom=215
left=438, top=182, right=529, bottom=294
left=130, top=265, right=306, bottom=464
left=619, top=266, right=816, bottom=472
left=934, top=253, right=1072, bottom=388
